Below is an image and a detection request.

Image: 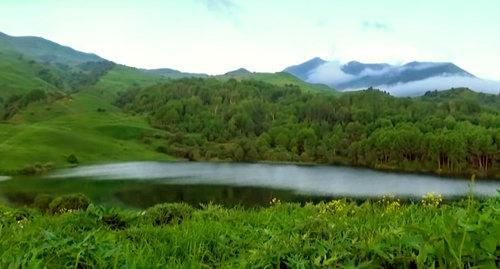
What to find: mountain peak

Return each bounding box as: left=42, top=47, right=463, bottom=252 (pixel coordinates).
left=224, top=68, right=252, bottom=76
left=283, top=58, right=482, bottom=95
left=283, top=57, right=327, bottom=80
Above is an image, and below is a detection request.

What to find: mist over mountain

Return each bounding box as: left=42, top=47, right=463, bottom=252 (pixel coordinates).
left=283, top=57, right=326, bottom=81
left=285, top=58, right=500, bottom=96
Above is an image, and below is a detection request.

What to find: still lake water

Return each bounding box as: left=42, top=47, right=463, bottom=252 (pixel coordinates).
left=1, top=161, right=498, bottom=208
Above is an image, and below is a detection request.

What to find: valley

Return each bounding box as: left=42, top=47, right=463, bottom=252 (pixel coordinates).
left=0, top=27, right=498, bottom=268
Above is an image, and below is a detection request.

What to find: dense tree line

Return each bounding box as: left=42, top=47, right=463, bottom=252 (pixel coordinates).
left=118, top=78, right=499, bottom=178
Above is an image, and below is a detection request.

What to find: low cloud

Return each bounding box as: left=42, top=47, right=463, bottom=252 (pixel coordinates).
left=306, top=61, right=500, bottom=96
left=381, top=76, right=500, bottom=96
left=306, top=61, right=355, bottom=85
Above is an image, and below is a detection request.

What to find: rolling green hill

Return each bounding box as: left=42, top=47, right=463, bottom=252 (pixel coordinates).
left=142, top=67, right=208, bottom=79
left=218, top=69, right=334, bottom=92
left=0, top=92, right=172, bottom=173
left=0, top=32, right=103, bottom=65
left=0, top=49, right=57, bottom=98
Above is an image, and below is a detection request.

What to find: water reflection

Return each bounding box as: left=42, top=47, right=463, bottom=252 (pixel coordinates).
left=1, top=161, right=498, bottom=208
left=51, top=161, right=500, bottom=198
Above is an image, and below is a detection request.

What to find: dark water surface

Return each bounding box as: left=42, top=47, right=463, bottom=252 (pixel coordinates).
left=0, top=161, right=498, bottom=208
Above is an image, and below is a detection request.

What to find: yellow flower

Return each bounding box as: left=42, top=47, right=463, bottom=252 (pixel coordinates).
left=421, top=192, right=443, bottom=207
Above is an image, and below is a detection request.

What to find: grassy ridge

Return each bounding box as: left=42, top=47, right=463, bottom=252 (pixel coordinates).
left=0, top=196, right=498, bottom=268
left=0, top=92, right=171, bottom=173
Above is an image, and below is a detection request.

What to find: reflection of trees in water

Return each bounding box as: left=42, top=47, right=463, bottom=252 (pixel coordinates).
left=0, top=178, right=326, bottom=209
left=114, top=184, right=302, bottom=208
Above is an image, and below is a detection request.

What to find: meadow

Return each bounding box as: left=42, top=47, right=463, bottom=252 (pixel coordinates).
left=0, top=193, right=498, bottom=268
left=0, top=92, right=172, bottom=174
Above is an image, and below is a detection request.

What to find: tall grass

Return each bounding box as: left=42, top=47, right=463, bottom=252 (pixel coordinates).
left=0, top=195, right=498, bottom=268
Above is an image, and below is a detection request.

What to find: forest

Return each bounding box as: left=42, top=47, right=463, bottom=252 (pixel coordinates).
left=116, top=78, right=500, bottom=178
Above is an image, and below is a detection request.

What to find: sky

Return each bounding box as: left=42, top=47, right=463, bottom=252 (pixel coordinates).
left=0, top=0, right=499, bottom=79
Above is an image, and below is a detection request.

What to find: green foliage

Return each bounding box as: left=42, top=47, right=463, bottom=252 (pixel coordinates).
left=0, top=197, right=498, bottom=267
left=20, top=162, right=55, bottom=175
left=144, top=203, right=194, bottom=225
left=48, top=193, right=91, bottom=214
left=31, top=194, right=53, bottom=212
left=66, top=153, right=79, bottom=165
left=122, top=79, right=500, bottom=178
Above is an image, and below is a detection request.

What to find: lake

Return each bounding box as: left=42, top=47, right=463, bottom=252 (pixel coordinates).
left=0, top=161, right=498, bottom=208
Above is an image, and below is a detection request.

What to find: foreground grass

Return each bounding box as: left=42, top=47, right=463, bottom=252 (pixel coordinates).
left=0, top=195, right=498, bottom=268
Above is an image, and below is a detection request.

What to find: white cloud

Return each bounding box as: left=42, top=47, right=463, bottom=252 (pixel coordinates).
left=380, top=76, right=500, bottom=96
left=305, top=61, right=355, bottom=85
left=306, top=60, right=500, bottom=96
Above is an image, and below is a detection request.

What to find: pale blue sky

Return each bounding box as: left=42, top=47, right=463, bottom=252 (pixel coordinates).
left=0, top=0, right=499, bottom=78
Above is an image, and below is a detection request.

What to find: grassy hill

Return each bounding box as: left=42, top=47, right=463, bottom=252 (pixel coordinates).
left=0, top=92, right=172, bottom=174
left=0, top=48, right=58, bottom=98
left=218, top=70, right=334, bottom=92
left=0, top=32, right=103, bottom=65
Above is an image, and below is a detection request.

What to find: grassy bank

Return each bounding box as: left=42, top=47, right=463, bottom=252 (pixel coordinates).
left=0, top=194, right=498, bottom=268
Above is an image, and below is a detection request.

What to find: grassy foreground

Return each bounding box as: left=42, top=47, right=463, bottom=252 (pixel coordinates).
left=0, top=195, right=498, bottom=268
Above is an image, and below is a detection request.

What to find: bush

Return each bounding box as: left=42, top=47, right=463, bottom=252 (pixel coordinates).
left=0, top=206, right=32, bottom=226
left=144, top=203, right=193, bottom=226
left=102, top=213, right=128, bottom=230
left=21, top=162, right=55, bottom=175
left=32, top=194, right=53, bottom=212
left=67, top=154, right=79, bottom=165
left=48, top=193, right=91, bottom=214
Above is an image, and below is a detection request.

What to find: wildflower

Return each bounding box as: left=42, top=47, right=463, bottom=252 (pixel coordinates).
left=421, top=192, right=443, bottom=207
left=269, top=197, right=281, bottom=205
left=17, top=218, right=27, bottom=229
left=377, top=194, right=401, bottom=213
left=319, top=200, right=348, bottom=215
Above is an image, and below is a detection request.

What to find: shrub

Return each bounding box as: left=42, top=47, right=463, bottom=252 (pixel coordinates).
left=102, top=213, right=128, bottom=230
left=21, top=162, right=55, bottom=175
left=155, top=145, right=169, bottom=154
left=144, top=203, right=193, bottom=226
left=67, top=154, right=79, bottom=165
left=32, top=194, right=53, bottom=212
left=48, top=193, right=91, bottom=214
left=0, top=206, right=32, bottom=226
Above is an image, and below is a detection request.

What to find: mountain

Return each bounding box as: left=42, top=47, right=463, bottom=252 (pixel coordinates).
left=0, top=32, right=167, bottom=98
left=142, top=68, right=208, bottom=79
left=224, top=68, right=252, bottom=76
left=283, top=58, right=499, bottom=96
left=0, top=32, right=103, bottom=65
left=336, top=61, right=475, bottom=89
left=283, top=57, right=326, bottom=81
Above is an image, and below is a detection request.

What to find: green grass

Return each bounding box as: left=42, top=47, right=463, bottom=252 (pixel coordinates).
left=0, top=195, right=497, bottom=268
left=0, top=50, right=56, bottom=98
left=86, top=65, right=168, bottom=101
left=0, top=92, right=172, bottom=173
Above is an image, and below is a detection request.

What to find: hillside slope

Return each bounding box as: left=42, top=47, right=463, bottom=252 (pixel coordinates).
left=218, top=69, right=334, bottom=92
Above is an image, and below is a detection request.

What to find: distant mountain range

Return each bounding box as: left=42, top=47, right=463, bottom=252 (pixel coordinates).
left=284, top=58, right=499, bottom=96
left=1, top=31, right=498, bottom=97
left=0, top=32, right=331, bottom=98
